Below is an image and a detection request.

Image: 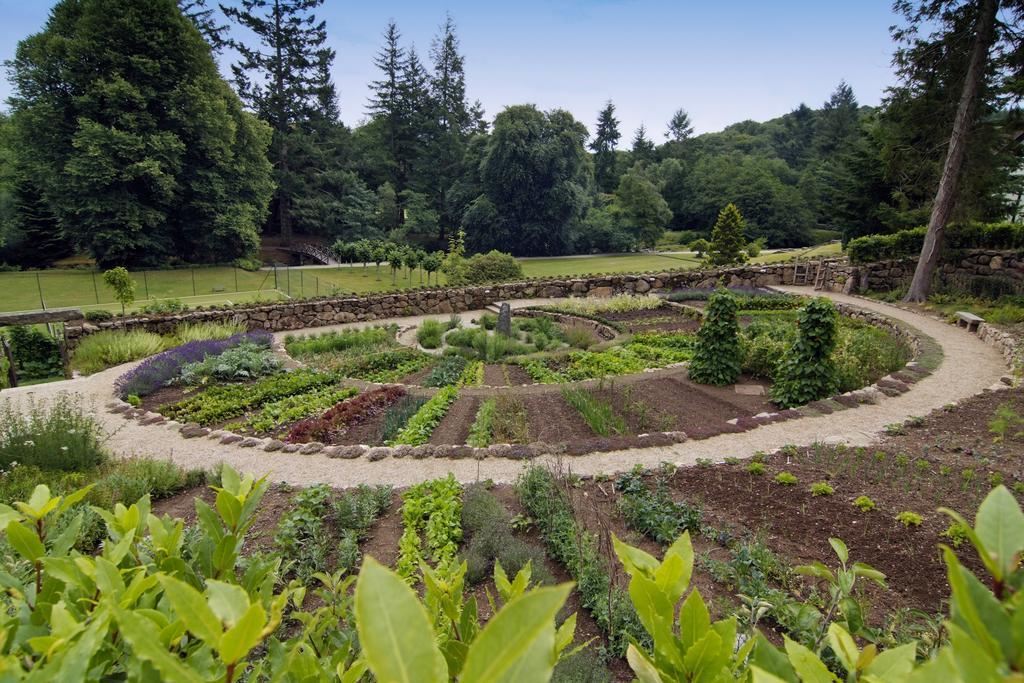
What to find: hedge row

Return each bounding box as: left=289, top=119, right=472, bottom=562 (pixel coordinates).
left=847, top=222, right=1024, bottom=263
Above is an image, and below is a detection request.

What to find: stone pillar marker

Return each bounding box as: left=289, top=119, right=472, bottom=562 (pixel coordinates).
left=496, top=302, right=513, bottom=337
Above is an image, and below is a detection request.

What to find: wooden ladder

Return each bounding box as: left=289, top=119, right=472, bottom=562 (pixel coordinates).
left=814, top=262, right=828, bottom=290
left=793, top=261, right=814, bottom=285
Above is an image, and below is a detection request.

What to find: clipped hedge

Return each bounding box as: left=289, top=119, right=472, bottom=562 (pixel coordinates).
left=847, top=222, right=1024, bottom=263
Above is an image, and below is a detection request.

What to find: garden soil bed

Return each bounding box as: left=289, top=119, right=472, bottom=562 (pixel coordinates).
left=143, top=384, right=198, bottom=414
left=327, top=393, right=408, bottom=446
left=428, top=396, right=481, bottom=445
left=521, top=393, right=597, bottom=443
left=601, top=307, right=700, bottom=333
left=594, top=376, right=772, bottom=437
left=397, top=363, right=438, bottom=386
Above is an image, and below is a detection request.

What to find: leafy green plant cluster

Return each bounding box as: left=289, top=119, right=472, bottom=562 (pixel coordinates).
left=810, top=481, right=835, bottom=496
left=543, top=294, right=663, bottom=315
left=284, top=325, right=397, bottom=357
left=390, top=385, right=460, bottom=445
left=1, top=460, right=1022, bottom=682
left=460, top=484, right=551, bottom=585
left=179, top=341, right=281, bottom=384
left=518, top=358, right=564, bottom=383
left=896, top=511, right=923, bottom=527
left=561, top=386, right=626, bottom=436
left=623, top=331, right=696, bottom=364
left=615, top=467, right=704, bottom=544
left=771, top=297, right=840, bottom=408
left=160, top=369, right=338, bottom=425
left=274, top=484, right=334, bottom=582
left=333, top=484, right=392, bottom=572
left=832, top=322, right=912, bottom=393
left=689, top=290, right=742, bottom=386
left=3, top=325, right=62, bottom=379
left=467, top=398, right=497, bottom=447
left=71, top=329, right=168, bottom=375
left=396, top=474, right=463, bottom=580
left=423, top=354, right=468, bottom=387
left=0, top=395, right=106, bottom=472
left=517, top=465, right=648, bottom=656
left=989, top=402, right=1024, bottom=443
left=232, top=386, right=359, bottom=434
left=306, top=346, right=434, bottom=383
left=377, top=395, right=428, bottom=443
left=459, top=359, right=484, bottom=386
left=171, top=321, right=247, bottom=344
left=491, top=395, right=531, bottom=443
left=775, top=471, right=798, bottom=485
left=853, top=495, right=876, bottom=512
left=416, top=318, right=446, bottom=349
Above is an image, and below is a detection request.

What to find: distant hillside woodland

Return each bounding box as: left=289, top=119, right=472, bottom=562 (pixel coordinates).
left=0, top=0, right=1021, bottom=268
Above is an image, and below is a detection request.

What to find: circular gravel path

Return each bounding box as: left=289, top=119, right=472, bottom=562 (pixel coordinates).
left=0, top=289, right=1010, bottom=487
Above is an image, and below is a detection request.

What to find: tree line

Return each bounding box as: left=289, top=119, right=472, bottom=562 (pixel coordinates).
left=0, top=0, right=1020, bottom=269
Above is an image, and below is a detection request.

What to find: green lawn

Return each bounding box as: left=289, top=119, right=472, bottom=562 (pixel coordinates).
left=0, top=245, right=843, bottom=314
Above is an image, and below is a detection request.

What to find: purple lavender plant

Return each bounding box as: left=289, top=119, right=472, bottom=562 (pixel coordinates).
left=114, top=331, right=272, bottom=398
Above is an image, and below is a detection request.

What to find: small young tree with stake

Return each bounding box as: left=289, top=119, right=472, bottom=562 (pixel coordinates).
left=706, top=203, right=748, bottom=266
left=688, top=289, right=741, bottom=386
left=102, top=267, right=136, bottom=316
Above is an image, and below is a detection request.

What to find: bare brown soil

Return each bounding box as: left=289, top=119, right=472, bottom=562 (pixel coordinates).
left=429, top=396, right=481, bottom=445
left=521, top=392, right=597, bottom=443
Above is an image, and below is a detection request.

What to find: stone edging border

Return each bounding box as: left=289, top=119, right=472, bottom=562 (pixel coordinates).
left=105, top=296, right=937, bottom=462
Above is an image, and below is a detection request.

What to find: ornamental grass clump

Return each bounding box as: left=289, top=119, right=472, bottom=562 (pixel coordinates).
left=113, top=331, right=271, bottom=398
left=688, top=290, right=741, bottom=386
left=71, top=330, right=167, bottom=375
left=771, top=297, right=840, bottom=408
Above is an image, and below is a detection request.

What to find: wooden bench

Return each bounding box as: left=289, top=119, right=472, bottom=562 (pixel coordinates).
left=954, top=311, right=984, bottom=331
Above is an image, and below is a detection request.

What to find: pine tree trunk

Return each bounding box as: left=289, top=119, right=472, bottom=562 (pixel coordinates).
left=904, top=0, right=999, bottom=302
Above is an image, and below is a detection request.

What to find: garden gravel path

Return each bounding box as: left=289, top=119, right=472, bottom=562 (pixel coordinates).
left=0, top=289, right=1010, bottom=488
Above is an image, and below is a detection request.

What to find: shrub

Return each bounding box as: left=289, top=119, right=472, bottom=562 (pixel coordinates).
left=4, top=325, right=62, bottom=379
left=833, top=323, right=911, bottom=393
left=688, top=290, right=741, bottom=386
left=774, top=471, right=798, bottom=485
left=84, top=309, right=113, bottom=322
left=139, top=298, right=186, bottom=315
left=461, top=249, right=524, bottom=284
left=771, top=297, right=840, bottom=408
left=71, top=330, right=167, bottom=374
left=0, top=395, right=106, bottom=471
left=564, top=327, right=597, bottom=349
left=847, top=221, right=1024, bottom=263
left=416, top=319, right=445, bottom=349
left=171, top=321, right=247, bottom=344
left=113, top=331, right=271, bottom=398
left=179, top=342, right=280, bottom=384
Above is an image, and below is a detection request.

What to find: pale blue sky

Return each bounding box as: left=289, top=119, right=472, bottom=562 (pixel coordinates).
left=0, top=0, right=901, bottom=143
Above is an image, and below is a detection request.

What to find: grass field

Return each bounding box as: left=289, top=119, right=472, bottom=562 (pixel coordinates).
left=0, top=243, right=842, bottom=314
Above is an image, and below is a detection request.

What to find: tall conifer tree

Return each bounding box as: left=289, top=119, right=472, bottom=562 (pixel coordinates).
left=590, top=101, right=621, bottom=193
left=223, top=0, right=335, bottom=240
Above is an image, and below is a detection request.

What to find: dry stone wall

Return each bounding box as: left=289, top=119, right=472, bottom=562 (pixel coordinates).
left=66, top=261, right=808, bottom=345
left=840, top=249, right=1024, bottom=294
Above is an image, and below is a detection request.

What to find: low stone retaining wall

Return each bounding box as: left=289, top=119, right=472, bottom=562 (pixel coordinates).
left=837, top=249, right=1024, bottom=294
left=66, top=261, right=824, bottom=347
